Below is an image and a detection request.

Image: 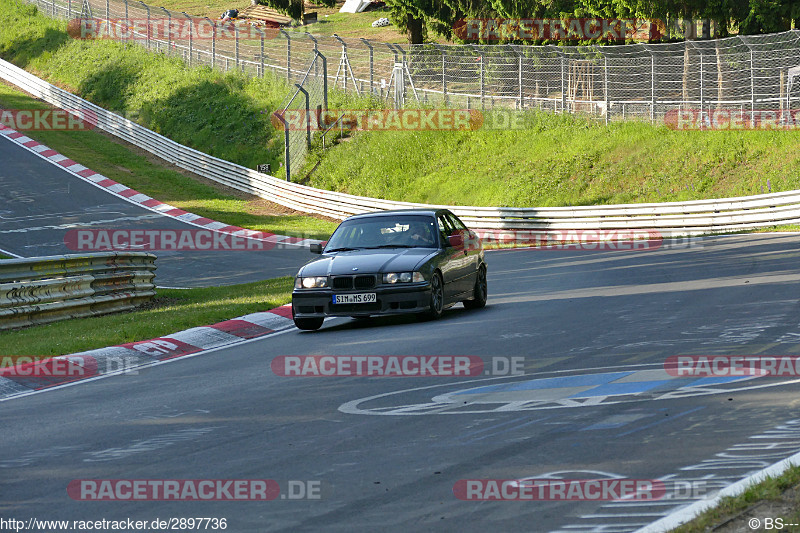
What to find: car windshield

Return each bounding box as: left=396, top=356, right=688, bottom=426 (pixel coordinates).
left=325, top=215, right=438, bottom=251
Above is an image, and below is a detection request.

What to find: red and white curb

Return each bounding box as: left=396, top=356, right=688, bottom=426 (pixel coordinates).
left=0, top=304, right=296, bottom=400
left=0, top=123, right=322, bottom=249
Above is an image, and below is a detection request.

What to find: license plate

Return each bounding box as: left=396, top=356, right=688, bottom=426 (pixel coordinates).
left=333, top=293, right=376, bottom=304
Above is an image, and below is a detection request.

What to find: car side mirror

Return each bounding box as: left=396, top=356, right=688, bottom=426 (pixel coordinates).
left=447, top=233, right=464, bottom=249
left=309, top=243, right=323, bottom=254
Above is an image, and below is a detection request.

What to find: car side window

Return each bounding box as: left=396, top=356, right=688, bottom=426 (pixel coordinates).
left=437, top=214, right=454, bottom=245
left=446, top=213, right=468, bottom=231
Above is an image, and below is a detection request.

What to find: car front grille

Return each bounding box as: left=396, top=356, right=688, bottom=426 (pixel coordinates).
left=332, top=275, right=376, bottom=290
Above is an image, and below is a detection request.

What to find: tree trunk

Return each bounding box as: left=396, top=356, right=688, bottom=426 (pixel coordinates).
left=702, top=19, right=710, bottom=39
left=407, top=16, right=424, bottom=44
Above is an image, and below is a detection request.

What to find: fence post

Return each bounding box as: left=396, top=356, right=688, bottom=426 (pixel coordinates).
left=479, top=51, right=485, bottom=109
left=68, top=0, right=71, bottom=19
left=334, top=34, right=349, bottom=92
left=203, top=17, right=215, bottom=69
left=235, top=24, right=239, bottom=69
left=52, top=0, right=56, bottom=17
left=604, top=56, right=609, bottom=123
left=306, top=33, right=318, bottom=78
left=280, top=30, right=291, bottom=81
left=159, top=8, right=171, bottom=54
left=360, top=38, right=374, bottom=95
left=106, top=0, right=110, bottom=36
left=560, top=51, right=566, bottom=113
left=516, top=47, right=523, bottom=109
left=124, top=0, right=129, bottom=47
left=296, top=84, right=311, bottom=148
left=182, top=12, right=192, bottom=66
left=141, top=2, right=150, bottom=50
left=319, top=52, right=328, bottom=110
left=260, top=29, right=265, bottom=77
left=650, top=49, right=655, bottom=123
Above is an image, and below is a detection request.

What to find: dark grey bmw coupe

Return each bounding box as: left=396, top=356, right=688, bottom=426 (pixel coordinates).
left=291, top=209, right=487, bottom=330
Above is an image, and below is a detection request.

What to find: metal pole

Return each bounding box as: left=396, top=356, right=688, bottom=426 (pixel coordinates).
left=280, top=30, right=291, bottom=81
left=750, top=49, right=756, bottom=127
left=604, top=56, right=609, bottom=124
left=235, top=24, right=239, bottom=69
left=649, top=49, right=655, bottom=123
left=319, top=52, right=328, bottom=110
left=517, top=49, right=523, bottom=109
left=68, top=0, right=71, bottom=20
left=160, top=8, right=171, bottom=54
left=443, top=51, right=447, bottom=106
left=560, top=51, right=566, bottom=113
left=479, top=52, right=485, bottom=109
left=124, top=0, right=129, bottom=47
left=140, top=2, right=150, bottom=50
left=297, top=84, right=311, bottom=148
left=260, top=29, right=265, bottom=78
left=182, top=12, right=191, bottom=66
left=284, top=120, right=291, bottom=181
left=360, top=38, right=374, bottom=95
left=106, top=0, right=110, bottom=36
left=204, top=17, right=215, bottom=69
left=334, top=34, right=347, bottom=92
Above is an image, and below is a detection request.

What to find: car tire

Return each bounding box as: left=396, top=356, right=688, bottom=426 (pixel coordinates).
left=463, top=265, right=487, bottom=309
left=294, top=317, right=324, bottom=331
left=420, top=272, right=444, bottom=320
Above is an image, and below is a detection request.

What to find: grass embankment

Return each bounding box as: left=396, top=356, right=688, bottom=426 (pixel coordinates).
left=4, top=0, right=800, bottom=211
left=0, top=277, right=293, bottom=356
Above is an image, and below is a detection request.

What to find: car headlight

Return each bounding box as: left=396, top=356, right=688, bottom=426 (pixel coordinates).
left=295, top=276, right=328, bottom=289
left=383, top=272, right=424, bottom=284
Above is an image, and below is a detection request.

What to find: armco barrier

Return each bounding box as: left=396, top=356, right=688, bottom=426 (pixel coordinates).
left=3, top=57, right=800, bottom=237
left=0, top=252, right=156, bottom=330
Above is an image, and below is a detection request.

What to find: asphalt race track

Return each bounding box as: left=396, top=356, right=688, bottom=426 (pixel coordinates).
left=0, top=136, right=311, bottom=287
left=4, top=232, right=800, bottom=532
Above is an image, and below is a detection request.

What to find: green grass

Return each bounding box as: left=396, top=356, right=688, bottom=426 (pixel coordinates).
left=0, top=277, right=293, bottom=357
left=6, top=0, right=800, bottom=212
left=301, top=109, right=800, bottom=207
left=672, top=466, right=800, bottom=532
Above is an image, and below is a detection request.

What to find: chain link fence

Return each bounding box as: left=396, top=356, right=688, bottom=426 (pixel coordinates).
left=21, top=0, right=800, bottom=173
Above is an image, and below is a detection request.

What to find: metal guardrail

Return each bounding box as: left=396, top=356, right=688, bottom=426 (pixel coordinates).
left=2, top=57, right=800, bottom=237
left=0, top=252, right=157, bottom=330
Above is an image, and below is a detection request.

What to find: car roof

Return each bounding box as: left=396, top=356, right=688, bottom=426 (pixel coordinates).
left=344, top=209, right=448, bottom=221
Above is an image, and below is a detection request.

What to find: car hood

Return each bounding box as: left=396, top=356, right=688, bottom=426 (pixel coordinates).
left=299, top=248, right=438, bottom=277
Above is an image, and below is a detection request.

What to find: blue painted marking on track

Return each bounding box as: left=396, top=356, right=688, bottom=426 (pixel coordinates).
left=452, top=371, right=635, bottom=395
left=569, top=379, right=671, bottom=398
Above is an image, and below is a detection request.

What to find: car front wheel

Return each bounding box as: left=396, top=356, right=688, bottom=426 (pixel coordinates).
left=420, top=272, right=444, bottom=320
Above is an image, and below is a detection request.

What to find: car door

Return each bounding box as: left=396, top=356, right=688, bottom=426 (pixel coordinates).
left=446, top=212, right=480, bottom=290
left=437, top=213, right=471, bottom=297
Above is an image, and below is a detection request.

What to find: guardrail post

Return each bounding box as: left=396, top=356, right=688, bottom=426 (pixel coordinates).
left=140, top=2, right=150, bottom=50
left=182, top=12, right=191, bottom=66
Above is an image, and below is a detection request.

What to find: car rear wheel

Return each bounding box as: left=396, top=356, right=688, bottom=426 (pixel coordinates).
left=294, top=317, right=324, bottom=331
left=463, top=265, right=487, bottom=309
left=420, top=272, right=444, bottom=320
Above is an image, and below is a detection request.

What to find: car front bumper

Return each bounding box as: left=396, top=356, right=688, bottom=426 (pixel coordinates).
left=292, top=282, right=432, bottom=318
